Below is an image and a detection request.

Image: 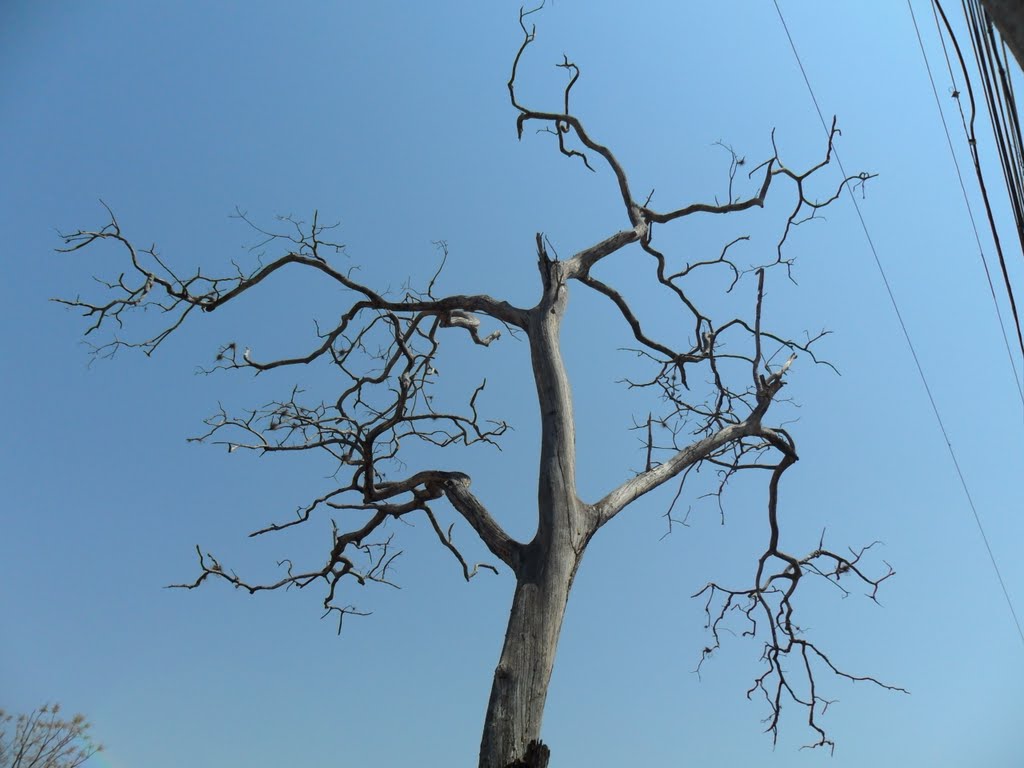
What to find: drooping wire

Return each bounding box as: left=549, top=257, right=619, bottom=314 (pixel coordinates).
left=908, top=0, right=1024, bottom=410
left=772, top=0, right=1024, bottom=647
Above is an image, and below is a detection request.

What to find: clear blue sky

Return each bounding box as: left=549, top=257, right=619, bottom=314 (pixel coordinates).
left=2, top=1, right=1022, bottom=766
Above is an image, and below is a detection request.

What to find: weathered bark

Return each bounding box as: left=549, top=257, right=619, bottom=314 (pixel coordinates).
left=982, top=0, right=1024, bottom=71
left=479, top=544, right=579, bottom=768
left=478, top=242, right=594, bottom=768
left=504, top=740, right=550, bottom=768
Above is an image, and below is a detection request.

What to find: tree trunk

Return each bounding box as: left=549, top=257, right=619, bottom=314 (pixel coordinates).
left=478, top=542, right=578, bottom=768
left=477, top=243, right=591, bottom=768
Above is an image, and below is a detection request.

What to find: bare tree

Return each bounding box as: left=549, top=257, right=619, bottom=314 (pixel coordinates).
left=0, top=704, right=103, bottom=768
left=55, top=8, right=902, bottom=767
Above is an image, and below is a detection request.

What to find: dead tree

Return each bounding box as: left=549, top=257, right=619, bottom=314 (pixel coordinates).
left=55, top=8, right=902, bottom=767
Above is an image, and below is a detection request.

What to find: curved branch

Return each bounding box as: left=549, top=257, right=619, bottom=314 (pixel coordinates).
left=693, top=439, right=905, bottom=751
left=640, top=158, right=774, bottom=224
left=425, top=472, right=523, bottom=571
left=169, top=465, right=519, bottom=623
left=55, top=210, right=528, bottom=365
left=593, top=420, right=755, bottom=527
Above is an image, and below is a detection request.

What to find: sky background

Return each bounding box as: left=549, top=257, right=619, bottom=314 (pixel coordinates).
left=2, top=1, right=1023, bottom=766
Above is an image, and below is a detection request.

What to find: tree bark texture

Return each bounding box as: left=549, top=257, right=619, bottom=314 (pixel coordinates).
left=478, top=248, right=593, bottom=768
left=479, top=549, right=578, bottom=768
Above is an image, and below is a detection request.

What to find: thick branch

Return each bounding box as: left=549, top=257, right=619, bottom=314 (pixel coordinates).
left=639, top=159, right=774, bottom=224
left=563, top=228, right=641, bottom=277
left=593, top=421, right=754, bottom=527
left=425, top=472, right=523, bottom=570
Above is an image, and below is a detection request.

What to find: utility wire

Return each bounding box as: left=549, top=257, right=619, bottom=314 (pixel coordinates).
left=908, top=0, right=1024, bottom=410
left=967, top=0, right=1024, bottom=245
left=772, top=0, right=1024, bottom=647
left=966, top=1, right=1024, bottom=254
left=930, top=2, right=1024, bottom=403
left=928, top=1, right=1024, bottom=408
left=931, top=0, right=1024, bottom=371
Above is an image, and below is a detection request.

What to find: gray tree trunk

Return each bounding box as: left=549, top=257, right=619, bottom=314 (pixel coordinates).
left=478, top=546, right=578, bottom=768
left=478, top=248, right=594, bottom=768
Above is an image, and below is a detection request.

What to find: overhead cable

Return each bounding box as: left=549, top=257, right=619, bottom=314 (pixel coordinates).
left=772, top=0, right=1024, bottom=647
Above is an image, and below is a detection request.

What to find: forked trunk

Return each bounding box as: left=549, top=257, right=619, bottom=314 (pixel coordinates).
left=478, top=540, right=578, bottom=768
left=477, top=244, right=588, bottom=767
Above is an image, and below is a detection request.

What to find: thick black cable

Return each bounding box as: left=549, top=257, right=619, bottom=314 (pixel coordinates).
left=970, top=1, right=1024, bottom=211
left=933, top=0, right=1024, bottom=383
left=909, top=0, right=1024, bottom=409
left=966, top=1, right=1024, bottom=258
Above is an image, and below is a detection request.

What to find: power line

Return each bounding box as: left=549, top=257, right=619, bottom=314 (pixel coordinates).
left=931, top=0, right=1024, bottom=378
left=965, top=0, right=1024, bottom=247
left=907, top=0, right=1024, bottom=410
left=963, top=0, right=1024, bottom=315
left=771, top=0, right=1024, bottom=648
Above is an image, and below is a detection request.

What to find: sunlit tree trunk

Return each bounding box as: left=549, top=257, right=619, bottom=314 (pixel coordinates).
left=478, top=248, right=593, bottom=768
left=478, top=543, right=577, bottom=768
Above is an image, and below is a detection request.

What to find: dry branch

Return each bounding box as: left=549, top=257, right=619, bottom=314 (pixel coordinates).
left=55, top=6, right=898, bottom=762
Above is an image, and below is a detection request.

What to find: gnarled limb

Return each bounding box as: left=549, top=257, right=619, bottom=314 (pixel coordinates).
left=693, top=442, right=905, bottom=752
left=56, top=208, right=527, bottom=363
left=60, top=209, right=525, bottom=623
left=508, top=33, right=892, bottom=739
